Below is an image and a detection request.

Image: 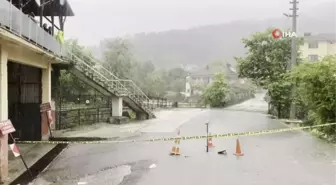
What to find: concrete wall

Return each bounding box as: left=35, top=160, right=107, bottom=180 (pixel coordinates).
left=0, top=45, right=9, bottom=183
left=0, top=38, right=55, bottom=182
left=41, top=63, right=52, bottom=140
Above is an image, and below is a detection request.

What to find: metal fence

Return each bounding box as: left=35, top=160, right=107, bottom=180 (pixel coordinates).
left=56, top=107, right=112, bottom=130
left=0, top=0, right=64, bottom=56
left=55, top=95, right=175, bottom=130
left=145, top=97, right=172, bottom=109
left=55, top=94, right=112, bottom=130
left=177, top=102, right=205, bottom=108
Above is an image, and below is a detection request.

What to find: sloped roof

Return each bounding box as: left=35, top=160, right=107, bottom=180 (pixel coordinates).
left=189, top=67, right=219, bottom=76
left=189, top=63, right=237, bottom=77
left=304, top=33, right=336, bottom=42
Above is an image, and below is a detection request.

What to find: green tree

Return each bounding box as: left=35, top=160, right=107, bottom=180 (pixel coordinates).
left=60, top=39, right=95, bottom=100
left=236, top=28, right=302, bottom=87
left=202, top=72, right=230, bottom=107
left=103, top=38, right=134, bottom=79
left=142, top=61, right=155, bottom=74
left=290, top=55, right=336, bottom=135
left=166, top=67, right=188, bottom=93
left=208, top=60, right=226, bottom=72
left=144, top=70, right=167, bottom=97
left=236, top=28, right=304, bottom=118
left=59, top=70, right=89, bottom=94
left=64, top=39, right=96, bottom=66
left=267, top=73, right=293, bottom=118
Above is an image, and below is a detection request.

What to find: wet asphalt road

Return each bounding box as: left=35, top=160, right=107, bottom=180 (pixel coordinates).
left=31, top=93, right=336, bottom=185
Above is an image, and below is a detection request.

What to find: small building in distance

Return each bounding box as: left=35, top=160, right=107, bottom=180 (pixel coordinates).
left=185, top=63, right=245, bottom=97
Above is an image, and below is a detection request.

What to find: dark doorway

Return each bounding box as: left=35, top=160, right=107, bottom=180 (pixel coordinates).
left=8, top=61, right=42, bottom=141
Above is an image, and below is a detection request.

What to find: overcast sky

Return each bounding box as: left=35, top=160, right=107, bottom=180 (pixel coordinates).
left=64, top=0, right=334, bottom=45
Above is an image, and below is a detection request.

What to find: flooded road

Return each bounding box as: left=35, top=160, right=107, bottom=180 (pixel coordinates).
left=30, top=93, right=336, bottom=185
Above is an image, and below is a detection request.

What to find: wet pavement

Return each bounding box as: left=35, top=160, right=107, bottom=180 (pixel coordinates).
left=30, top=92, right=336, bottom=185
left=7, top=143, right=57, bottom=185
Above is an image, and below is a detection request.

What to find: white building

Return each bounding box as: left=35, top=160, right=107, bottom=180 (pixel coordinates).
left=185, top=63, right=240, bottom=97
left=301, top=33, right=336, bottom=62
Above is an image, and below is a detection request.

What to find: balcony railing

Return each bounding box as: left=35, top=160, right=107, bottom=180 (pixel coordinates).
left=0, top=0, right=64, bottom=56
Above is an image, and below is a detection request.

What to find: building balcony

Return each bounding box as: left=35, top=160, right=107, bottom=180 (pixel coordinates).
left=0, top=0, right=65, bottom=57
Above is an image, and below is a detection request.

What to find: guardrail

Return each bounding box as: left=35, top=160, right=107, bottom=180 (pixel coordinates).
left=0, top=0, right=64, bottom=56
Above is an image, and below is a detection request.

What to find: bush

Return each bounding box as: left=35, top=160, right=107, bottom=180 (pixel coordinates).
left=202, top=73, right=230, bottom=107
left=201, top=72, right=256, bottom=107
left=267, top=74, right=293, bottom=118
left=268, top=55, right=336, bottom=138
left=291, top=55, right=336, bottom=136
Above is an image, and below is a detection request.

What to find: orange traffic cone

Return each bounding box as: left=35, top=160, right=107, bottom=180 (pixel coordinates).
left=207, top=133, right=215, bottom=148
left=233, top=138, right=244, bottom=156
left=170, top=130, right=181, bottom=156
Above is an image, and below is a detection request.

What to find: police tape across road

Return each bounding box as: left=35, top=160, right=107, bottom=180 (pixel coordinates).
left=16, top=123, right=335, bottom=145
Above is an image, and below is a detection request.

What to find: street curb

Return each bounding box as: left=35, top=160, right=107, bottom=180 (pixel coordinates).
left=8, top=144, right=68, bottom=185
left=50, top=136, right=116, bottom=141
left=267, top=114, right=302, bottom=127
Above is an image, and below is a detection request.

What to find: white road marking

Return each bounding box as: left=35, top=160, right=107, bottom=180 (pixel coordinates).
left=78, top=182, right=87, bottom=185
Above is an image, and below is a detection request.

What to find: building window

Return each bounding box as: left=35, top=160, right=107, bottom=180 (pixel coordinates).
left=308, top=55, right=319, bottom=62
left=308, top=42, right=319, bottom=48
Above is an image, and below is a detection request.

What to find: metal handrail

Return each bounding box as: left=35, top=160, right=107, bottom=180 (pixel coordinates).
left=63, top=45, right=125, bottom=88
left=64, top=45, right=152, bottom=112
left=70, top=45, right=119, bottom=80
left=68, top=45, right=151, bottom=102
left=118, top=79, right=150, bottom=101
left=66, top=51, right=109, bottom=82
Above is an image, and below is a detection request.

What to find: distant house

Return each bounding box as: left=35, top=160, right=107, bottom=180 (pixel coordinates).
left=301, top=33, right=336, bottom=62
left=185, top=63, right=244, bottom=96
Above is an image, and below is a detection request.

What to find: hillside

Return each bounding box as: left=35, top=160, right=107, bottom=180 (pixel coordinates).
left=89, top=1, right=336, bottom=69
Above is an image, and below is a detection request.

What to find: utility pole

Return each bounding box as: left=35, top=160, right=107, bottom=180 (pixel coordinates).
left=287, top=0, right=299, bottom=119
